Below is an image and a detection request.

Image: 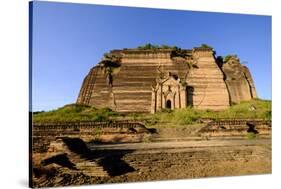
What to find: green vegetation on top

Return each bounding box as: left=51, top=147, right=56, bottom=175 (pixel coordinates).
left=199, top=44, right=213, bottom=49
left=136, top=43, right=213, bottom=50
left=223, top=54, right=238, bottom=63
left=33, top=99, right=271, bottom=126
left=137, top=43, right=178, bottom=50
left=134, top=43, right=214, bottom=61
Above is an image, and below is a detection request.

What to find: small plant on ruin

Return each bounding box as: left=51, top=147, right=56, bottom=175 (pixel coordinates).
left=101, top=53, right=121, bottom=69
left=246, top=132, right=257, bottom=140
left=137, top=43, right=178, bottom=50
left=161, top=44, right=173, bottom=49
left=171, top=47, right=188, bottom=58
left=137, top=43, right=157, bottom=50
left=185, top=61, right=193, bottom=69
left=223, top=54, right=238, bottom=63
left=181, top=81, right=187, bottom=87
left=142, top=134, right=152, bottom=143
left=94, top=127, right=102, bottom=138
left=200, top=44, right=213, bottom=49
left=100, top=53, right=122, bottom=86
left=224, top=55, right=232, bottom=62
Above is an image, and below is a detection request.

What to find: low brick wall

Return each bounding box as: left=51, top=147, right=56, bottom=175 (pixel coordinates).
left=32, top=120, right=149, bottom=153
left=199, top=119, right=271, bottom=137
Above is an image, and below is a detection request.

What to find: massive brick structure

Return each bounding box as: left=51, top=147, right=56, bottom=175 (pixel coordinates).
left=222, top=55, right=257, bottom=103
left=77, top=46, right=257, bottom=113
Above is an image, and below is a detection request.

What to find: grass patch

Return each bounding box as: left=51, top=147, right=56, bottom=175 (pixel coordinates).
left=33, top=104, right=119, bottom=122
left=145, top=99, right=271, bottom=127
left=33, top=99, right=271, bottom=126
left=247, top=132, right=257, bottom=140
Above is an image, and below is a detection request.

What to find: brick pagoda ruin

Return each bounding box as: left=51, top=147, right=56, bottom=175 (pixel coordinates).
left=77, top=46, right=257, bottom=113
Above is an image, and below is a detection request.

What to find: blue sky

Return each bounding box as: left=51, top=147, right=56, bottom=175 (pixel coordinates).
left=31, top=1, right=272, bottom=111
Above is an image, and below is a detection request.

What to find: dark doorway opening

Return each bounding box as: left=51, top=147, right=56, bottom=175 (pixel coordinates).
left=186, top=86, right=194, bottom=107
left=166, top=100, right=171, bottom=109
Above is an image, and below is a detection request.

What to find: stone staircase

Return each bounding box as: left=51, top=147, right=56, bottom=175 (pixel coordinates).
left=41, top=138, right=109, bottom=177
left=75, top=162, right=108, bottom=177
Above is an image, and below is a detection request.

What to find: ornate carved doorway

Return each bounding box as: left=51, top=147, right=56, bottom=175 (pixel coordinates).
left=166, top=100, right=172, bottom=109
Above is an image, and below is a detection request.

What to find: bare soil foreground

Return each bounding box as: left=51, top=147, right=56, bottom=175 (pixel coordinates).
left=32, top=101, right=272, bottom=187
left=89, top=139, right=271, bottom=181
left=32, top=136, right=271, bottom=187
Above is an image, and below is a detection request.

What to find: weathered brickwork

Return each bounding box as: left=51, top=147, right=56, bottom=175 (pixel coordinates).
left=77, top=47, right=257, bottom=113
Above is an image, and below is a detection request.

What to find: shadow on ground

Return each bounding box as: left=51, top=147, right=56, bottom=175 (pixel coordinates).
left=39, top=137, right=135, bottom=177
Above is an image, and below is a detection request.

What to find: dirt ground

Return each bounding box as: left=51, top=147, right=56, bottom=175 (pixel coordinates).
left=31, top=123, right=272, bottom=187
left=32, top=137, right=271, bottom=187
left=32, top=149, right=271, bottom=187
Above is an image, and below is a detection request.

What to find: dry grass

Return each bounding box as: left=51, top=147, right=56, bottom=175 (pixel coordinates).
left=33, top=99, right=271, bottom=126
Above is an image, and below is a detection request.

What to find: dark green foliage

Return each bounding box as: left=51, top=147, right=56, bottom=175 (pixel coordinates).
left=137, top=43, right=157, bottom=50
left=137, top=43, right=177, bottom=50
left=161, top=45, right=173, bottom=49
left=100, top=53, right=122, bottom=86
left=137, top=43, right=214, bottom=50
left=200, top=44, right=213, bottom=49
left=223, top=54, right=238, bottom=63
left=103, top=53, right=110, bottom=59
left=33, top=111, right=45, bottom=115
left=102, top=53, right=121, bottom=67
left=170, top=47, right=188, bottom=58
left=136, top=44, right=189, bottom=60
left=224, top=55, right=232, bottom=62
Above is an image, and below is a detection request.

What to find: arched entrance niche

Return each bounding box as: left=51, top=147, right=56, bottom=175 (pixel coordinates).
left=166, top=100, right=172, bottom=109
